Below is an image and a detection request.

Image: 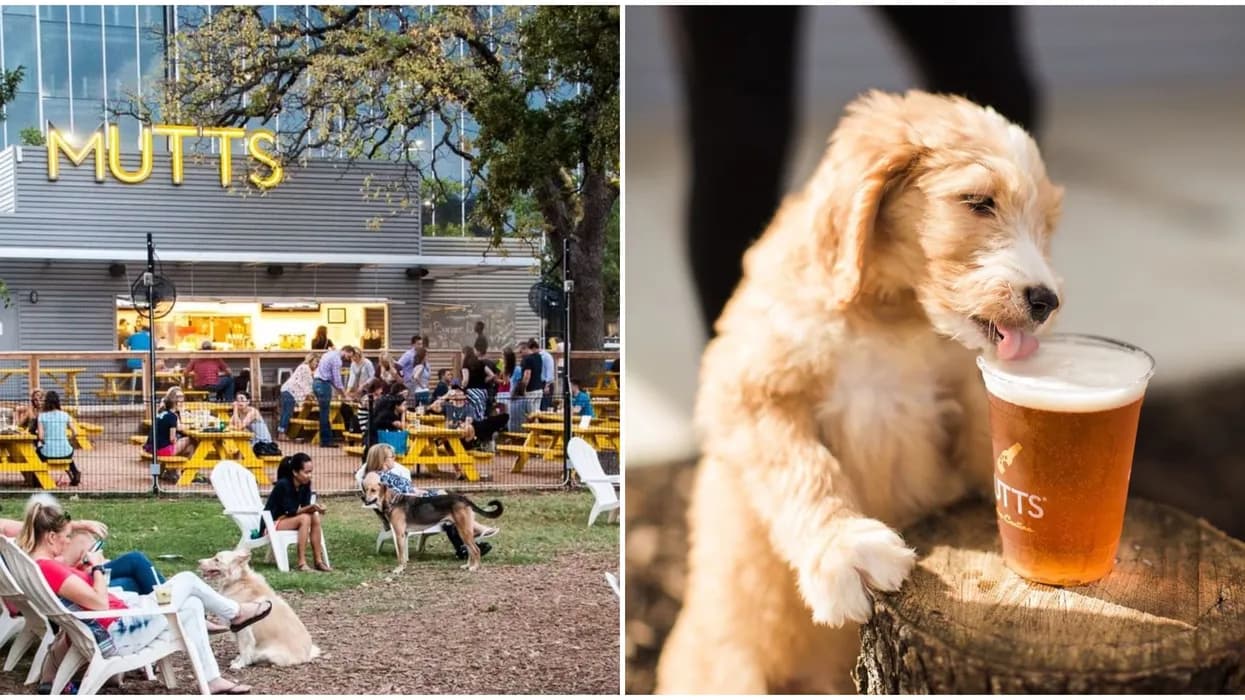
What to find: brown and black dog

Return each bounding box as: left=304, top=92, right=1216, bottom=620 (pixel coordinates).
left=360, top=471, right=503, bottom=572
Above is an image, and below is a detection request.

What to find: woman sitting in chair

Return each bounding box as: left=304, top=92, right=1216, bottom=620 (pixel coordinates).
left=263, top=453, right=331, bottom=572
left=19, top=495, right=271, bottom=695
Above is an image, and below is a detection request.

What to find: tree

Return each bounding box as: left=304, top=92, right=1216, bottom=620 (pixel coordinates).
left=133, top=6, right=619, bottom=351
left=0, top=66, right=22, bottom=115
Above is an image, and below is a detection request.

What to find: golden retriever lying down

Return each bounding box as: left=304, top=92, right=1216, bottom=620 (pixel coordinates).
left=199, top=549, right=322, bottom=669
left=656, top=90, right=1064, bottom=693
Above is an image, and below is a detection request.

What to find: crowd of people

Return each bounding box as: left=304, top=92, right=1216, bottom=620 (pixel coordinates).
left=276, top=329, right=573, bottom=455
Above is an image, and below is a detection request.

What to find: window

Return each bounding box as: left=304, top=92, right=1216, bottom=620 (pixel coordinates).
left=70, top=6, right=105, bottom=101
left=39, top=11, right=70, bottom=99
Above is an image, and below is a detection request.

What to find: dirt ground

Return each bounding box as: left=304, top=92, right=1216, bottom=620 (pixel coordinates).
left=624, top=373, right=1245, bottom=694
left=0, top=550, right=619, bottom=695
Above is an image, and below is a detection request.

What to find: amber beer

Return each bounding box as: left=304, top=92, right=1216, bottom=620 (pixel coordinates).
left=977, top=335, right=1155, bottom=585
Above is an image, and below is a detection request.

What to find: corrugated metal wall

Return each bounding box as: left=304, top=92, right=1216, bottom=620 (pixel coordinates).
left=0, top=145, right=421, bottom=254
left=0, top=144, right=542, bottom=354
left=420, top=237, right=544, bottom=350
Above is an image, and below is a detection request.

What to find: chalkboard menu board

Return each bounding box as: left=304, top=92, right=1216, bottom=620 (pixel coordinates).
left=422, top=303, right=516, bottom=351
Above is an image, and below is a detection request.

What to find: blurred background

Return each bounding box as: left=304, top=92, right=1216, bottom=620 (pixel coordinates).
left=624, top=5, right=1245, bottom=693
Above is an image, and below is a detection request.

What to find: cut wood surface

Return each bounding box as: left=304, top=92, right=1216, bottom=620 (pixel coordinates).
left=855, top=498, right=1245, bottom=693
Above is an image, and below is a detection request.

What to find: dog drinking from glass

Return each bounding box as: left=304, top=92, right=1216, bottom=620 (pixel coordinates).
left=656, top=90, right=1065, bottom=693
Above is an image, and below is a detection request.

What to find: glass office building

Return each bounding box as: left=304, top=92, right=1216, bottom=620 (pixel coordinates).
left=0, top=4, right=504, bottom=235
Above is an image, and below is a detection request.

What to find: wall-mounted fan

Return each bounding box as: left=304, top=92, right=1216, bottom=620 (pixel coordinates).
left=528, top=281, right=565, bottom=317
left=130, top=273, right=178, bottom=320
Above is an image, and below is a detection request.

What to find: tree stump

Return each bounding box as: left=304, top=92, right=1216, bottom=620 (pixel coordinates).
left=854, top=498, right=1245, bottom=693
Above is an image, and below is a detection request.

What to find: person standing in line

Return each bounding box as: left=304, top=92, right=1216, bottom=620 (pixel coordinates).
left=511, top=342, right=544, bottom=431
left=342, top=347, right=375, bottom=433
left=537, top=339, right=557, bottom=411
left=116, top=319, right=131, bottom=351
left=310, top=325, right=333, bottom=350
left=474, top=321, right=488, bottom=356
left=396, top=334, right=431, bottom=398
left=312, top=346, right=354, bottom=448
left=278, top=352, right=319, bottom=440
left=125, top=321, right=152, bottom=403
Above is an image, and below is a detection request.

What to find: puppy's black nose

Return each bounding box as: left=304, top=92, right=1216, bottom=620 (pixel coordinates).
left=1025, top=285, right=1059, bottom=323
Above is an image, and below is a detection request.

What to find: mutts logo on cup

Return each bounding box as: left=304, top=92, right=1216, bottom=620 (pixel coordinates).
left=993, top=442, right=1045, bottom=532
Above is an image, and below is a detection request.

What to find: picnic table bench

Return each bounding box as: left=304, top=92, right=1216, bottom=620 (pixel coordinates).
left=591, top=371, right=620, bottom=399
left=141, top=429, right=270, bottom=487
left=499, top=422, right=620, bottom=473
left=286, top=400, right=345, bottom=441
left=397, top=425, right=492, bottom=482
left=0, top=367, right=87, bottom=404
left=0, top=432, right=55, bottom=489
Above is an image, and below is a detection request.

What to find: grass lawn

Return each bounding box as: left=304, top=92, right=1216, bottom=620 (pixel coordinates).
left=46, top=489, right=618, bottom=594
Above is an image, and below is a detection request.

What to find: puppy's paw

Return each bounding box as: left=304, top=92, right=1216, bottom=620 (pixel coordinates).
left=797, top=517, right=916, bottom=627
left=229, top=657, right=247, bottom=671
left=390, top=565, right=406, bottom=575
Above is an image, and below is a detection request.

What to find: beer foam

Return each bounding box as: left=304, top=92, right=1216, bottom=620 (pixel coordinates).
left=978, top=335, right=1154, bottom=413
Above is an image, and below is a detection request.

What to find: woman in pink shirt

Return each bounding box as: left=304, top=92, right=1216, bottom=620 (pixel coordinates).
left=278, top=352, right=319, bottom=439
left=20, top=497, right=272, bottom=694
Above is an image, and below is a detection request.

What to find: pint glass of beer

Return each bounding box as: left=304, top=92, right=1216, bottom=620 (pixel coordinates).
left=977, top=334, right=1155, bottom=586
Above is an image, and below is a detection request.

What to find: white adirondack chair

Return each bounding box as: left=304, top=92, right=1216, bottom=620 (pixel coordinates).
left=354, top=469, right=496, bottom=556
left=567, top=437, right=620, bottom=526
left=0, top=542, right=51, bottom=684
left=605, top=572, right=621, bottom=599
left=210, top=460, right=328, bottom=572
left=0, top=538, right=210, bottom=695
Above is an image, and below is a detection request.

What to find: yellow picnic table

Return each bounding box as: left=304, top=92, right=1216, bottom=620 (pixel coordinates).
left=287, top=400, right=345, bottom=442
left=0, top=432, right=55, bottom=489
left=0, top=367, right=87, bottom=404
left=175, top=429, right=269, bottom=486
left=98, top=371, right=198, bottom=401
left=499, top=422, right=620, bottom=473
left=591, top=371, right=620, bottom=399
left=398, top=425, right=487, bottom=482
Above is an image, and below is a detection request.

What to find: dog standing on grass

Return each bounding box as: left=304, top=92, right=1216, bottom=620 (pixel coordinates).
left=656, top=90, right=1065, bottom=693
left=199, top=549, right=321, bottom=670
left=360, top=471, right=504, bottom=572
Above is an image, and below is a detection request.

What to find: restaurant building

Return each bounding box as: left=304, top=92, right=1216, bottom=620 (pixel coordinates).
left=0, top=144, right=541, bottom=353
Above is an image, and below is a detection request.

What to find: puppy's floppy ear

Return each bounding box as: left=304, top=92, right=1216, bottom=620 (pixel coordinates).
left=813, top=92, right=923, bottom=308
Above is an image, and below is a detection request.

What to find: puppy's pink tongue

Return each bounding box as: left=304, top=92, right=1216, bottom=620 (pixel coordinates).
left=996, top=326, right=1039, bottom=361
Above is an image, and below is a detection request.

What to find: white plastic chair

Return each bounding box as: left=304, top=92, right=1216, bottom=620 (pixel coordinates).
left=0, top=543, right=51, bottom=684
left=0, top=538, right=209, bottom=695
left=566, top=437, right=620, bottom=526
left=605, top=572, right=621, bottom=599
left=210, top=460, right=328, bottom=572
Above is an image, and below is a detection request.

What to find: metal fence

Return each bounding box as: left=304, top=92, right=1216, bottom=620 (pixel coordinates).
left=0, top=350, right=619, bottom=496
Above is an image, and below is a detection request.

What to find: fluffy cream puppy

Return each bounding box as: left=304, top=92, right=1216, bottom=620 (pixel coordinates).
left=656, top=90, right=1065, bottom=693
left=199, top=549, right=322, bottom=669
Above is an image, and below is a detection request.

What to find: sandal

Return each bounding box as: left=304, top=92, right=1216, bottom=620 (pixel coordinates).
left=296, top=563, right=314, bottom=572
left=210, top=681, right=252, bottom=695
left=228, top=600, right=273, bottom=633
left=314, top=561, right=333, bottom=572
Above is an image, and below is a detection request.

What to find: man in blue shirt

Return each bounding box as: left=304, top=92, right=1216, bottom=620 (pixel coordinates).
left=125, top=322, right=152, bottom=404
left=312, top=345, right=356, bottom=447
left=570, top=378, right=594, bottom=418
left=126, top=322, right=151, bottom=369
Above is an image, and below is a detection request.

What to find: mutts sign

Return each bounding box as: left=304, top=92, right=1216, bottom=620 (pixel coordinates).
left=45, top=123, right=284, bottom=190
